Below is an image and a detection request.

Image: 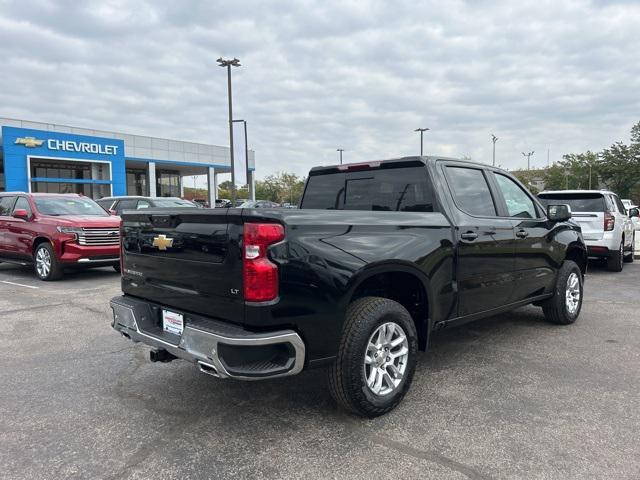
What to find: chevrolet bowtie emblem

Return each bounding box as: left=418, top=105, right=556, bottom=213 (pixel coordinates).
left=14, top=136, right=44, bottom=148
left=152, top=234, right=174, bottom=250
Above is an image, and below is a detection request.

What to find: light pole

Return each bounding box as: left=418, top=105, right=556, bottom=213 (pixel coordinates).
left=415, top=128, right=429, bottom=156
left=337, top=148, right=344, bottom=165
left=522, top=151, right=534, bottom=170
left=217, top=57, right=241, bottom=204
left=491, top=134, right=498, bottom=166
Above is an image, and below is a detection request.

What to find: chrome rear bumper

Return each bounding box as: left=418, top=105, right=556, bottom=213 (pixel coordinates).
left=110, top=296, right=305, bottom=380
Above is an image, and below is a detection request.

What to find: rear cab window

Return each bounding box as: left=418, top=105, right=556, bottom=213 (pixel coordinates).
left=301, top=166, right=435, bottom=212
left=538, top=193, right=605, bottom=212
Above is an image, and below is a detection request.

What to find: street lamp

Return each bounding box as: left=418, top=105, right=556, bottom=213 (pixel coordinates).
left=522, top=151, right=534, bottom=170
left=217, top=57, right=241, bottom=203
left=491, top=134, right=498, bottom=166
left=415, top=128, right=430, bottom=156
left=337, top=148, right=344, bottom=165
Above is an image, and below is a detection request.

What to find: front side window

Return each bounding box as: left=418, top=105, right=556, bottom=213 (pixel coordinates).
left=445, top=167, right=496, bottom=216
left=494, top=174, right=537, bottom=218
left=33, top=197, right=108, bottom=216
left=13, top=197, right=32, bottom=216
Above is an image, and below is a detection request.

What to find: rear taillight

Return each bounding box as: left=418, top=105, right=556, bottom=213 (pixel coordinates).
left=243, top=223, right=285, bottom=302
left=604, top=212, right=615, bottom=231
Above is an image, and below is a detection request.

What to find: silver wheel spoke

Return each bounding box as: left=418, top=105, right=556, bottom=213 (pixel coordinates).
left=363, top=321, right=410, bottom=397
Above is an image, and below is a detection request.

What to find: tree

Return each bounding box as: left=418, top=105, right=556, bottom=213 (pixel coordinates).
left=254, top=172, right=306, bottom=204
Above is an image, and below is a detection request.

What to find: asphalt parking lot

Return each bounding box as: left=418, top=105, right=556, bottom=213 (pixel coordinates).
left=1, top=261, right=639, bottom=480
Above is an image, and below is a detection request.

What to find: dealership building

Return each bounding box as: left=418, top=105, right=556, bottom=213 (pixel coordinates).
left=0, top=117, right=255, bottom=205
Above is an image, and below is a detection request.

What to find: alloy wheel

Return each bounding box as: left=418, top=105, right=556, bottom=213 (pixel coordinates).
left=364, top=322, right=409, bottom=396
left=565, top=272, right=581, bottom=315
left=36, top=247, right=51, bottom=278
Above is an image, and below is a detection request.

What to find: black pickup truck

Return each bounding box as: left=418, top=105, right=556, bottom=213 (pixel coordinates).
left=111, top=157, right=587, bottom=417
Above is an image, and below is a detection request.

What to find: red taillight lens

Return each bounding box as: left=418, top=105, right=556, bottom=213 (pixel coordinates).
left=243, top=223, right=285, bottom=302
left=604, top=212, right=615, bottom=231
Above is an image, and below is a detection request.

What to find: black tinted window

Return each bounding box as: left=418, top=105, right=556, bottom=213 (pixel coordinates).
left=115, top=199, right=138, bottom=214
left=301, top=167, right=434, bottom=212
left=538, top=193, right=605, bottom=212
left=0, top=196, right=17, bottom=216
left=445, top=167, right=496, bottom=216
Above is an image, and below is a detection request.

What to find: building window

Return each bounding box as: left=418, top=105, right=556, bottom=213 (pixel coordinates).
left=126, top=168, right=148, bottom=196
left=157, top=169, right=181, bottom=197
left=31, top=182, right=111, bottom=198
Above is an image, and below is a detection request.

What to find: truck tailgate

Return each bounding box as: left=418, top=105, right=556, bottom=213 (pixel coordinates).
left=120, top=209, right=245, bottom=326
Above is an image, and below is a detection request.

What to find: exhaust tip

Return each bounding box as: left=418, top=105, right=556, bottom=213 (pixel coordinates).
left=198, top=361, right=220, bottom=377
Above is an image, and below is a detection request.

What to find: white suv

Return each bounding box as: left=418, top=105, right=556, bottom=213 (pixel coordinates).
left=538, top=190, right=635, bottom=271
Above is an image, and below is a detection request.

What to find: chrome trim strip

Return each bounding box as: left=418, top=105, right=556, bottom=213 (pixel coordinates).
left=77, top=257, right=120, bottom=263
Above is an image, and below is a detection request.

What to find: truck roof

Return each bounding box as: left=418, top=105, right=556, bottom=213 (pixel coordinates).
left=539, top=190, right=615, bottom=195
left=309, top=156, right=508, bottom=175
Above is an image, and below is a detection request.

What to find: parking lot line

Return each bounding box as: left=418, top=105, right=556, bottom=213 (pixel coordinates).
left=1, top=280, right=39, bottom=289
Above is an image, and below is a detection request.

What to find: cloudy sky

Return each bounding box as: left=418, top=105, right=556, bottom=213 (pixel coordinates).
left=2, top=0, right=640, bottom=179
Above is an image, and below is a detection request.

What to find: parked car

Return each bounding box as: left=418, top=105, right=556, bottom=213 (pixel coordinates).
left=622, top=199, right=634, bottom=210
left=215, top=199, right=233, bottom=208
left=538, top=190, right=635, bottom=272
left=234, top=198, right=249, bottom=207
left=238, top=200, right=279, bottom=208
left=96, top=196, right=197, bottom=215
left=0, top=193, right=121, bottom=280
left=538, top=190, right=634, bottom=271
left=628, top=206, right=640, bottom=231
left=191, top=199, right=209, bottom=208
left=111, top=156, right=587, bottom=417
left=281, top=202, right=298, bottom=209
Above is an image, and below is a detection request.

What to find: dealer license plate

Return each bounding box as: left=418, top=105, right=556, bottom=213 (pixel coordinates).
left=162, top=309, right=184, bottom=336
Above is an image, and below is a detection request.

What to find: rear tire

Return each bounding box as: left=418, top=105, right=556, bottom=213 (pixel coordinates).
left=607, top=241, right=624, bottom=272
left=542, top=260, right=583, bottom=325
left=624, top=235, right=634, bottom=263
left=33, top=243, right=63, bottom=281
left=328, top=297, right=418, bottom=417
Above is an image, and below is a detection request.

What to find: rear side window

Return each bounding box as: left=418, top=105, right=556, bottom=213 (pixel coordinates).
left=612, top=195, right=627, bottom=214
left=0, top=196, right=17, bottom=216
left=538, top=193, right=605, bottom=212
left=445, top=167, right=496, bottom=216
left=301, top=167, right=434, bottom=212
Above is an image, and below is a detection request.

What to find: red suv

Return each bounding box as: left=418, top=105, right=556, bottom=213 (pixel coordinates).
left=0, top=193, right=121, bottom=280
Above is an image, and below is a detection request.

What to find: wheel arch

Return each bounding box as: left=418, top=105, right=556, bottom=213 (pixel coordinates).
left=565, top=241, right=587, bottom=276
left=345, top=262, right=433, bottom=351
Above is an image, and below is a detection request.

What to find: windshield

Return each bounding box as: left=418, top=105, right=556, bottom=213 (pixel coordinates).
left=538, top=193, right=605, bottom=212
left=34, top=196, right=109, bottom=216
left=152, top=198, right=197, bottom=208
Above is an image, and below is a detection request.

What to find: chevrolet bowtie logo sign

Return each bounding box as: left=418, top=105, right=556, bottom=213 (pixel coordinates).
left=152, top=234, right=174, bottom=251
left=14, top=136, right=44, bottom=148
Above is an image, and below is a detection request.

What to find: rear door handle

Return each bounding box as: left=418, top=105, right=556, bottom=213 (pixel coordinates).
left=460, top=232, right=478, bottom=241
left=516, top=230, right=529, bottom=238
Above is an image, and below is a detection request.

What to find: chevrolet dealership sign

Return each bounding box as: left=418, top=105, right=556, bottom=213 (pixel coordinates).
left=47, top=138, right=119, bottom=155
left=14, top=136, right=119, bottom=155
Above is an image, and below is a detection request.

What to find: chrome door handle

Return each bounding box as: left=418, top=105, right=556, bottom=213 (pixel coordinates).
left=460, top=232, right=478, bottom=241
left=516, top=230, right=529, bottom=238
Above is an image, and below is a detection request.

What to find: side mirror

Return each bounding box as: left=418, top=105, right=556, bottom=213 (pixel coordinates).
left=547, top=204, right=572, bottom=222
left=629, top=208, right=639, bottom=218
left=12, top=209, right=30, bottom=220
left=108, top=209, right=118, bottom=216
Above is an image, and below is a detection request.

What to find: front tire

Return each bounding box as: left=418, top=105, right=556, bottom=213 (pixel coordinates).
left=542, top=260, right=583, bottom=324
left=328, top=297, right=418, bottom=417
left=607, top=241, right=624, bottom=272
left=34, top=243, right=63, bottom=281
